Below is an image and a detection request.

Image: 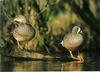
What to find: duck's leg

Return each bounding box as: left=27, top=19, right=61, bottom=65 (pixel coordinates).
left=24, top=43, right=28, bottom=50
left=17, top=41, right=23, bottom=49
left=69, top=51, right=77, bottom=60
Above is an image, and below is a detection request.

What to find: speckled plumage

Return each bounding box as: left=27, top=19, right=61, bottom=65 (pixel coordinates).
left=12, top=15, right=35, bottom=50
left=63, top=33, right=83, bottom=51
left=13, top=24, right=35, bottom=42
left=61, top=26, right=84, bottom=62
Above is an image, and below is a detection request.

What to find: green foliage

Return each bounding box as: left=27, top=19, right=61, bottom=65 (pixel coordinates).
left=0, top=0, right=98, bottom=54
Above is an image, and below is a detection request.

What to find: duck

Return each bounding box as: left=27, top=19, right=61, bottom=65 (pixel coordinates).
left=61, top=26, right=84, bottom=62
left=12, top=15, right=35, bottom=50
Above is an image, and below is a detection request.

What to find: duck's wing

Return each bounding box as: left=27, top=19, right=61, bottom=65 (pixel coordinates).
left=63, top=34, right=83, bottom=48
left=15, top=25, right=31, bottom=36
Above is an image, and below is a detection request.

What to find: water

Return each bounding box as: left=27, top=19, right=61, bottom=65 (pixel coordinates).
left=0, top=52, right=100, bottom=71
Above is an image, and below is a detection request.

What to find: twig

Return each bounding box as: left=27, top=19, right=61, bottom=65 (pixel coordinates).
left=2, top=5, right=13, bottom=23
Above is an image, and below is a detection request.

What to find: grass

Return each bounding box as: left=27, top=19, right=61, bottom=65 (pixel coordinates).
left=0, top=0, right=98, bottom=55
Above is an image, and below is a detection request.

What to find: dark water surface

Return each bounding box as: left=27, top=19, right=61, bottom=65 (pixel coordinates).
left=0, top=52, right=100, bottom=71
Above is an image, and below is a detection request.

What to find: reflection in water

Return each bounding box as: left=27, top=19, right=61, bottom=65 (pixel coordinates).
left=62, top=61, right=83, bottom=71
left=0, top=52, right=100, bottom=71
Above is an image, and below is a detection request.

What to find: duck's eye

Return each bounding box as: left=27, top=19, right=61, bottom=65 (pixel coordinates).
left=77, top=28, right=79, bottom=31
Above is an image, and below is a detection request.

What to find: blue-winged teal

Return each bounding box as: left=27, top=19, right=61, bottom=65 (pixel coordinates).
left=13, top=15, right=35, bottom=50
left=61, top=26, right=84, bottom=62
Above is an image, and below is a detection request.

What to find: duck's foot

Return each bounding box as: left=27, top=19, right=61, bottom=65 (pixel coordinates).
left=71, top=56, right=84, bottom=63
left=76, top=54, right=84, bottom=64
left=69, top=51, right=84, bottom=63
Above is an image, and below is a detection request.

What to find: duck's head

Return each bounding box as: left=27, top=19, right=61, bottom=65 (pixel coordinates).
left=72, top=26, right=83, bottom=34
left=13, top=15, right=26, bottom=24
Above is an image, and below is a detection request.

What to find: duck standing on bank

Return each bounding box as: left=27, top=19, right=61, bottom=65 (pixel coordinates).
left=12, top=15, right=35, bottom=50
left=61, top=26, right=84, bottom=62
